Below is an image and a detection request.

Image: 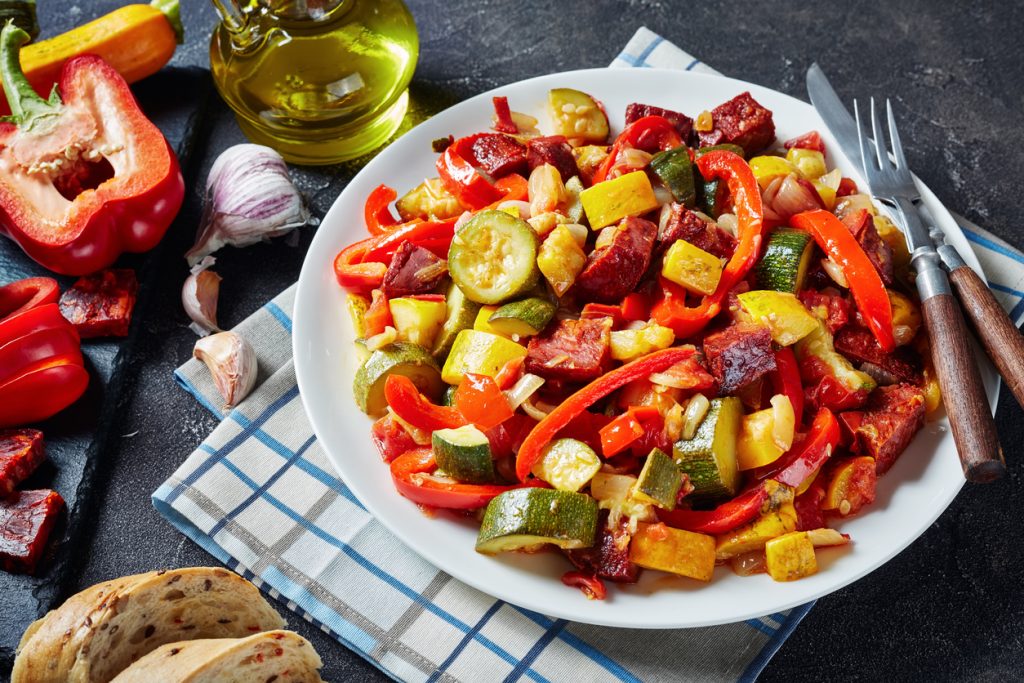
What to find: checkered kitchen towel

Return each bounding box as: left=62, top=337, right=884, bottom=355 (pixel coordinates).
left=153, top=27, right=1024, bottom=683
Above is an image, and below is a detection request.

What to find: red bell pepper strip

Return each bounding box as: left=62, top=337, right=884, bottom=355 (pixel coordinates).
left=0, top=304, right=78, bottom=346
left=0, top=278, right=58, bottom=321
left=0, top=24, right=184, bottom=276
left=657, top=485, right=769, bottom=534
left=769, top=347, right=804, bottom=426
left=454, top=373, right=514, bottom=431
left=620, top=293, right=650, bottom=323
left=493, top=356, right=525, bottom=391
left=756, top=408, right=840, bottom=488
left=482, top=173, right=529, bottom=210
left=436, top=136, right=503, bottom=210
left=652, top=150, right=764, bottom=338
left=364, top=184, right=400, bottom=235
left=592, top=115, right=683, bottom=184
left=516, top=347, right=696, bottom=481
left=561, top=571, right=607, bottom=600
left=0, top=358, right=88, bottom=428
left=361, top=219, right=456, bottom=263
left=491, top=96, right=518, bottom=134
left=384, top=375, right=465, bottom=433
left=791, top=210, right=895, bottom=352
left=0, top=326, right=81, bottom=385
left=599, top=406, right=659, bottom=457
left=390, top=448, right=519, bottom=509
left=333, top=238, right=387, bottom=291
left=363, top=290, right=392, bottom=337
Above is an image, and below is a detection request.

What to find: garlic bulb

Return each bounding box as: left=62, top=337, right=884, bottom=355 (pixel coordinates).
left=193, top=331, right=258, bottom=409
left=186, top=144, right=312, bottom=266
left=182, top=256, right=221, bottom=336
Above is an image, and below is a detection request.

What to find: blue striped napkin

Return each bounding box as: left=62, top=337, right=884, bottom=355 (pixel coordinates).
left=153, top=27, right=1024, bottom=683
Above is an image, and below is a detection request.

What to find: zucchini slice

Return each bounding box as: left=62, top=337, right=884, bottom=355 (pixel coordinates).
left=673, top=397, right=742, bottom=505
left=476, top=488, right=598, bottom=554
left=632, top=448, right=684, bottom=510
left=432, top=281, right=481, bottom=360
left=448, top=210, right=540, bottom=305
left=432, top=424, right=496, bottom=484
left=756, top=228, right=815, bottom=293
left=531, top=438, right=601, bottom=492
left=649, top=146, right=697, bottom=207
left=488, top=297, right=556, bottom=338
left=353, top=343, right=443, bottom=417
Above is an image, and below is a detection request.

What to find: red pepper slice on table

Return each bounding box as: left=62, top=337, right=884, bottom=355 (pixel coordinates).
left=454, top=373, right=514, bottom=431
left=0, top=326, right=82, bottom=385
left=592, top=115, right=683, bottom=184
left=769, top=346, right=804, bottom=426
left=791, top=210, right=895, bottom=352
left=390, top=447, right=520, bottom=509
left=0, top=358, right=89, bottom=428
left=657, top=485, right=769, bottom=534
left=384, top=374, right=465, bottom=433
left=0, top=278, right=58, bottom=321
left=364, top=184, right=400, bottom=235
left=652, top=150, right=765, bottom=338
left=515, top=347, right=697, bottom=481
left=0, top=24, right=184, bottom=276
left=436, top=135, right=504, bottom=209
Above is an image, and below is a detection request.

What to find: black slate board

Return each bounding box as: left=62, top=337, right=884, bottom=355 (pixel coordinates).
left=0, top=66, right=212, bottom=666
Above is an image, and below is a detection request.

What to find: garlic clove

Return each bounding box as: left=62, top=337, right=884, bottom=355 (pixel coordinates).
left=193, top=331, right=258, bottom=409
left=182, top=256, right=222, bottom=336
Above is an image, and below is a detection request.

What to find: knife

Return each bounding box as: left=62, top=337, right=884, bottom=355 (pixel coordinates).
left=807, top=64, right=1006, bottom=482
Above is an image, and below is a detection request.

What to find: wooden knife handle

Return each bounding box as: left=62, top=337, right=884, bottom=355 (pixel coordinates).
left=947, top=263, right=1024, bottom=410
left=921, top=293, right=1005, bottom=482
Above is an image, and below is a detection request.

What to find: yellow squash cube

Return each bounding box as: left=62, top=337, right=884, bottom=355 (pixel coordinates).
left=715, top=481, right=796, bottom=560
left=661, top=239, right=723, bottom=296
left=580, top=170, right=659, bottom=230
left=441, top=329, right=527, bottom=385
left=748, top=155, right=797, bottom=189
left=629, top=523, right=716, bottom=582
left=609, top=324, right=675, bottom=362
left=786, top=148, right=827, bottom=180
left=737, top=290, right=818, bottom=346
left=765, top=531, right=818, bottom=582
left=388, top=297, right=447, bottom=348
left=537, top=225, right=587, bottom=297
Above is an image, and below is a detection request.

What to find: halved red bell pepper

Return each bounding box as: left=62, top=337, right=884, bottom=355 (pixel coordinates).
left=657, top=484, right=769, bottom=534
left=436, top=135, right=504, bottom=210
left=364, top=184, right=400, bottom=235
left=769, top=347, right=804, bottom=426
left=757, top=408, right=840, bottom=488
left=491, top=96, right=518, bottom=134
left=516, top=347, right=696, bottom=481
left=0, top=278, right=58, bottom=321
left=390, top=447, right=519, bottom=509
left=385, top=375, right=465, bottom=433
left=0, top=23, right=184, bottom=276
left=652, top=150, right=764, bottom=338
left=0, top=303, right=77, bottom=346
left=592, top=115, right=683, bottom=184
left=454, top=373, right=513, bottom=431
left=791, top=210, right=894, bottom=352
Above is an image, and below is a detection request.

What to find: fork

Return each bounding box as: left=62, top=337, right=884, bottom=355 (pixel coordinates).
left=855, top=97, right=1005, bottom=483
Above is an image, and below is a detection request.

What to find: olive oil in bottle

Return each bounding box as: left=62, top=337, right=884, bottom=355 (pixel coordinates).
left=210, top=0, right=419, bottom=165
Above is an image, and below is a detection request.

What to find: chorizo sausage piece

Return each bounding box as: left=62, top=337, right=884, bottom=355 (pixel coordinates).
left=525, top=317, right=612, bottom=382
left=703, top=323, right=776, bottom=394
left=526, top=136, right=580, bottom=182
left=567, top=510, right=641, bottom=583
left=834, top=325, right=921, bottom=384
left=574, top=216, right=658, bottom=304
left=0, top=429, right=45, bottom=496
left=840, top=209, right=895, bottom=286
left=58, top=269, right=138, bottom=338
left=469, top=133, right=529, bottom=178
left=850, top=383, right=926, bottom=474
left=381, top=241, right=448, bottom=298
left=625, top=103, right=694, bottom=142
left=697, top=92, right=776, bottom=155
left=0, top=489, right=64, bottom=574
left=659, top=203, right=737, bottom=259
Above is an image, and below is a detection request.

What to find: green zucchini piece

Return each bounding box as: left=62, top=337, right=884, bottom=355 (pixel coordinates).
left=531, top=438, right=601, bottom=492
left=756, top=228, right=815, bottom=293
left=673, top=397, right=742, bottom=505
left=487, top=297, right=556, bottom=338
left=476, top=488, right=598, bottom=554
left=564, top=176, right=586, bottom=224
left=548, top=88, right=610, bottom=144
left=353, top=342, right=443, bottom=417
left=650, top=146, right=697, bottom=207
left=432, top=281, right=481, bottom=360
left=632, top=448, right=684, bottom=510
left=432, top=425, right=496, bottom=484
left=694, top=143, right=746, bottom=160
left=448, top=210, right=540, bottom=305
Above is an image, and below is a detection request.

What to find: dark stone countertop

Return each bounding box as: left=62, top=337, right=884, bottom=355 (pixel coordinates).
left=27, top=1, right=1024, bottom=681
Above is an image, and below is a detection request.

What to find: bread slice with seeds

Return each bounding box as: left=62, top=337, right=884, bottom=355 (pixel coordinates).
left=110, top=630, right=324, bottom=683
left=12, top=567, right=286, bottom=683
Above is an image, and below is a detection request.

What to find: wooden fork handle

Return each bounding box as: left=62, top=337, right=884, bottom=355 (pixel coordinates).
left=921, top=292, right=1005, bottom=482
left=946, top=263, right=1024, bottom=411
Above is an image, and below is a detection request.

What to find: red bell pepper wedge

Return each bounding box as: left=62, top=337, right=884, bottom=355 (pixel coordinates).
left=333, top=238, right=387, bottom=291
left=620, top=293, right=649, bottom=322
left=652, top=150, right=765, bottom=338
left=384, top=375, right=465, bottom=433
left=0, top=326, right=81, bottom=385
left=0, top=278, right=58, bottom=321
left=599, top=406, right=659, bottom=457
left=769, top=347, right=804, bottom=426
left=481, top=174, right=529, bottom=210
left=491, top=96, right=518, bottom=134
left=658, top=485, right=769, bottom=534
left=0, top=24, right=183, bottom=276
left=364, top=184, right=400, bottom=235
left=454, top=373, right=514, bottom=431
left=757, top=408, right=840, bottom=488
left=0, top=358, right=88, bottom=428
left=436, top=135, right=503, bottom=210
left=361, top=219, right=456, bottom=263
left=791, top=210, right=895, bottom=352
left=370, top=413, right=418, bottom=463
left=364, top=290, right=392, bottom=337
left=592, top=115, right=683, bottom=184
left=561, top=571, right=607, bottom=600
left=516, top=347, right=697, bottom=481
left=493, top=356, right=525, bottom=391
left=390, top=447, right=519, bottom=509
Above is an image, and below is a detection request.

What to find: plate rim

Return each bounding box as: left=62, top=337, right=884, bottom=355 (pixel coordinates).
left=293, top=66, right=999, bottom=629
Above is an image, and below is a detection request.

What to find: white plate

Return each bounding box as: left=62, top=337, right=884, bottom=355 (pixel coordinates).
left=293, top=68, right=999, bottom=628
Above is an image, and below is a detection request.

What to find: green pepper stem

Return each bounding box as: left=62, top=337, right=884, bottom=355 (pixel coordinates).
left=151, top=0, right=184, bottom=45
left=0, top=20, right=59, bottom=127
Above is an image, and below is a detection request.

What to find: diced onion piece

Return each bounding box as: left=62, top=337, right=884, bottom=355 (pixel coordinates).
left=821, top=257, right=849, bottom=288
left=594, top=226, right=616, bottom=250
left=716, top=212, right=738, bottom=237
left=834, top=193, right=878, bottom=220
left=504, top=373, right=545, bottom=410
left=681, top=394, right=711, bottom=440
left=563, top=223, right=588, bottom=247
left=653, top=184, right=674, bottom=206
left=521, top=396, right=554, bottom=421
left=806, top=528, right=850, bottom=547
left=497, top=200, right=532, bottom=220
left=657, top=203, right=675, bottom=239
left=664, top=401, right=684, bottom=442
left=730, top=550, right=767, bottom=576
left=769, top=394, right=796, bottom=451
left=365, top=326, right=397, bottom=351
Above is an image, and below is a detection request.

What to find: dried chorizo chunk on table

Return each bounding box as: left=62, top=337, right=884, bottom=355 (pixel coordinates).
left=0, top=488, right=64, bottom=574
left=0, top=429, right=45, bottom=496
left=58, top=268, right=138, bottom=338
left=525, top=317, right=612, bottom=382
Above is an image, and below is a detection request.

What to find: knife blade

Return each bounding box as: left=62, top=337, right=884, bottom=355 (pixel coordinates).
left=806, top=64, right=866, bottom=167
